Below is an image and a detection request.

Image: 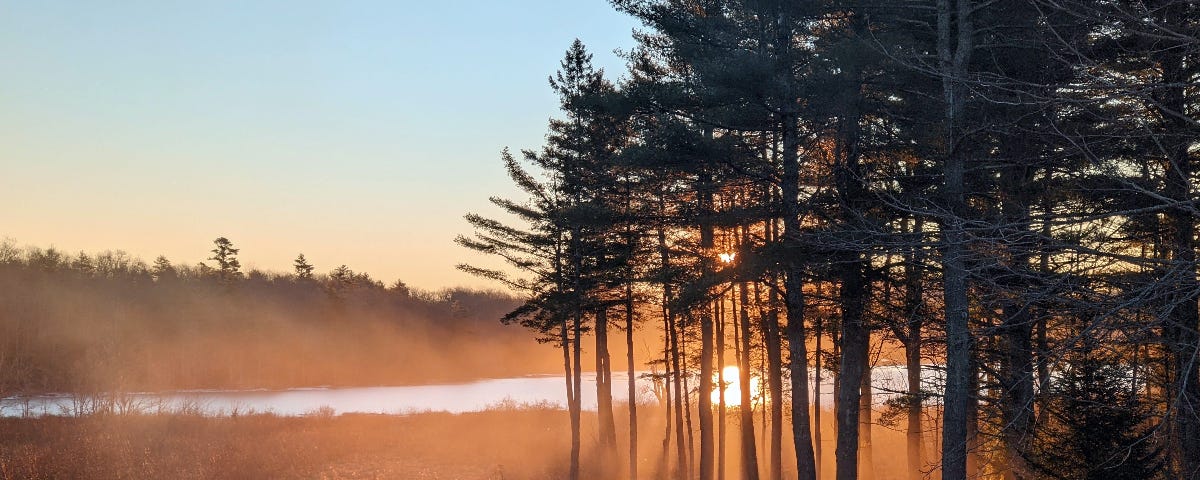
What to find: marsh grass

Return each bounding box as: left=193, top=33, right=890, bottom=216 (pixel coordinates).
left=0, top=408, right=579, bottom=480
left=0, top=400, right=922, bottom=479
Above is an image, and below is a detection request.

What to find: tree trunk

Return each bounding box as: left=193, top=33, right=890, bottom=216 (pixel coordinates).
left=661, top=299, right=675, bottom=479
left=998, top=162, right=1036, bottom=480
left=563, top=316, right=580, bottom=480
left=670, top=308, right=688, bottom=480
left=572, top=311, right=584, bottom=480
left=966, top=356, right=980, bottom=478
left=764, top=5, right=821, bottom=475
left=832, top=315, right=841, bottom=443
left=683, top=326, right=696, bottom=476
left=739, top=281, right=761, bottom=480
left=701, top=307, right=716, bottom=480
left=1166, top=136, right=1200, bottom=480
left=937, top=0, right=973, bottom=478
left=1156, top=14, right=1200, bottom=475
left=834, top=261, right=868, bottom=480
left=904, top=218, right=926, bottom=480
left=658, top=216, right=688, bottom=480
left=858, top=346, right=874, bottom=480
left=763, top=298, right=783, bottom=480
left=814, top=309, right=824, bottom=480
left=832, top=12, right=871, bottom=480
left=627, top=283, right=639, bottom=480
left=904, top=337, right=923, bottom=480
left=597, top=307, right=618, bottom=470
left=718, top=295, right=728, bottom=480
left=1036, top=194, right=1051, bottom=422
left=784, top=269, right=816, bottom=480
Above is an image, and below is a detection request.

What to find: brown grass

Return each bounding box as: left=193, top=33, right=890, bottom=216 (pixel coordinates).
left=0, top=402, right=936, bottom=480
left=0, top=408, right=577, bottom=480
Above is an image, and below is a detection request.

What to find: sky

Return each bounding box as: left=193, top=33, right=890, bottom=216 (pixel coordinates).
left=0, top=1, right=641, bottom=290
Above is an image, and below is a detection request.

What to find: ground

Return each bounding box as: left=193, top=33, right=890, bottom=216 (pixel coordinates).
left=0, top=408, right=576, bottom=480
left=0, top=403, right=925, bottom=479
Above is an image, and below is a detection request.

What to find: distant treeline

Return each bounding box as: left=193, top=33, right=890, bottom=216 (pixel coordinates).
left=0, top=238, right=551, bottom=394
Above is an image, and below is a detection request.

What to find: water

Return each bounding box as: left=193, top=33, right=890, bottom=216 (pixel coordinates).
left=0, top=365, right=943, bottom=417
left=0, top=372, right=656, bottom=417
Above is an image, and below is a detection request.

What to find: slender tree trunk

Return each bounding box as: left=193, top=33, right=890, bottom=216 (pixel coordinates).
left=832, top=316, right=840, bottom=443
left=904, top=338, right=923, bottom=480
left=966, top=356, right=980, bottom=478
left=701, top=306, right=716, bottom=480
left=627, top=283, right=639, bottom=480
left=1166, top=146, right=1200, bottom=480
left=597, top=306, right=619, bottom=471
left=695, top=158, right=717, bottom=480
left=739, top=281, right=761, bottom=480
left=904, top=218, right=926, bottom=480
left=830, top=95, right=870, bottom=480
left=718, top=295, right=728, bottom=480
left=658, top=214, right=688, bottom=480
left=671, top=309, right=688, bottom=480
left=761, top=351, right=768, bottom=457
left=858, top=347, right=874, bottom=480
left=661, top=300, right=675, bottom=479
left=998, top=162, right=1036, bottom=480
left=840, top=276, right=868, bottom=480
left=814, top=309, right=824, bottom=480
left=1168, top=193, right=1200, bottom=480
left=778, top=100, right=817, bottom=480
left=1156, top=17, right=1200, bottom=476
left=1036, top=197, right=1051, bottom=418
left=834, top=261, right=868, bottom=480
left=684, top=326, right=696, bottom=476
left=831, top=12, right=871, bottom=480
left=938, top=0, right=973, bottom=478
left=573, top=310, right=584, bottom=480
left=564, top=317, right=580, bottom=480
left=783, top=268, right=815, bottom=480
left=764, top=298, right=783, bottom=480
left=940, top=104, right=973, bottom=480
left=766, top=8, right=820, bottom=475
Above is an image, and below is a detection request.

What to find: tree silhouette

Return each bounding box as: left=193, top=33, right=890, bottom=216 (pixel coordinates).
left=152, top=255, right=176, bottom=281
left=294, top=253, right=315, bottom=280
left=208, top=237, right=241, bottom=282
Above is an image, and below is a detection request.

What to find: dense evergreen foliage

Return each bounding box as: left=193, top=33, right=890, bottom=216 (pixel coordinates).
left=461, top=1, right=1199, bottom=479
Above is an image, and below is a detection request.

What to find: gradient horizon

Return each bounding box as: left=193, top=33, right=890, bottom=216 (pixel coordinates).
left=0, top=1, right=639, bottom=290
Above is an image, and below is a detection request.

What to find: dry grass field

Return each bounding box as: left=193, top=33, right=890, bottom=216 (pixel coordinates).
left=0, top=402, right=930, bottom=480
left=0, top=408, right=579, bottom=480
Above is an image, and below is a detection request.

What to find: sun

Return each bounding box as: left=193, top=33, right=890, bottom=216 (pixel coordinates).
left=710, top=365, right=760, bottom=407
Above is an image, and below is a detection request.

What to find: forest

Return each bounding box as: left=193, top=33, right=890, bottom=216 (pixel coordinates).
left=457, top=1, right=1200, bottom=479
left=0, top=237, right=546, bottom=395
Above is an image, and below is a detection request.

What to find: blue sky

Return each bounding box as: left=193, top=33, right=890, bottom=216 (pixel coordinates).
left=0, top=1, right=640, bottom=289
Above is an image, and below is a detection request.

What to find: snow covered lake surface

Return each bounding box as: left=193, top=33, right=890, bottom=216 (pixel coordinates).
left=0, top=365, right=943, bottom=417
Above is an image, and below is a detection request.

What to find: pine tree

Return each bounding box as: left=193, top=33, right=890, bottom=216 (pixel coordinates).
left=460, top=40, right=634, bottom=480
left=152, top=255, right=176, bottom=281
left=294, top=253, right=314, bottom=280
left=209, top=237, right=241, bottom=282
left=1034, top=349, right=1163, bottom=479
left=459, top=147, right=581, bottom=479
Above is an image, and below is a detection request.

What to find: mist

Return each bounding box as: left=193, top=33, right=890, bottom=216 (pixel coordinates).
left=0, top=242, right=560, bottom=395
